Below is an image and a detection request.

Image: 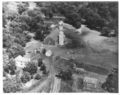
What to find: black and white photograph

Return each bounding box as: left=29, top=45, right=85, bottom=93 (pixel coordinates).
left=2, top=1, right=118, bottom=93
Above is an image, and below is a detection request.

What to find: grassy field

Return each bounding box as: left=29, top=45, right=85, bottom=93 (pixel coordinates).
left=23, top=25, right=118, bottom=92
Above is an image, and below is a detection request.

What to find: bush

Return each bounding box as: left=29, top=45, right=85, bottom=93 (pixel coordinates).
left=40, top=64, right=46, bottom=72
left=23, top=62, right=37, bottom=75
left=38, top=58, right=43, bottom=67
left=7, top=43, right=25, bottom=58
left=41, top=48, right=46, bottom=55
left=4, top=59, right=16, bottom=75
left=101, top=68, right=118, bottom=92
left=64, top=29, right=84, bottom=48
left=60, top=80, right=73, bottom=92
left=34, top=74, right=41, bottom=80
left=101, top=27, right=110, bottom=37
left=20, top=72, right=31, bottom=83
left=44, top=37, right=55, bottom=45
left=26, top=34, right=32, bottom=42
left=3, top=78, right=21, bottom=93
left=56, top=70, right=72, bottom=80
left=77, top=78, right=84, bottom=89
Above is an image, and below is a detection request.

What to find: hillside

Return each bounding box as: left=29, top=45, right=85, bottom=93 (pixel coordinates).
left=3, top=2, right=118, bottom=93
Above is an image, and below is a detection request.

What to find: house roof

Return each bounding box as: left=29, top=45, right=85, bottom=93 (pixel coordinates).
left=15, top=55, right=30, bottom=62
left=15, top=55, right=23, bottom=61
left=84, top=76, right=98, bottom=84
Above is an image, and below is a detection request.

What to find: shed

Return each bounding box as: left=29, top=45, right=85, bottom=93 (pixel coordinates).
left=84, top=76, right=98, bottom=88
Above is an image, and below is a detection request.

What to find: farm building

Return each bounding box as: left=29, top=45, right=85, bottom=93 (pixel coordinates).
left=15, top=55, right=31, bottom=69
left=83, top=76, right=99, bottom=90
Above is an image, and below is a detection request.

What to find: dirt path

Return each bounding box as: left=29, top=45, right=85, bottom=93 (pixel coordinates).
left=50, top=77, right=61, bottom=92
left=28, top=75, right=53, bottom=92
left=23, top=39, right=61, bottom=93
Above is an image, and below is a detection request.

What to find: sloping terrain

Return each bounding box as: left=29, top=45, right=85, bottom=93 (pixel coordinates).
left=81, top=27, right=118, bottom=53
left=22, top=23, right=118, bottom=92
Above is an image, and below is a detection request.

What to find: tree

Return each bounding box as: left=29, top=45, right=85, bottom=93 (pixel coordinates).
left=40, top=64, right=46, bottom=71
left=55, top=57, right=74, bottom=80
left=7, top=43, right=25, bottom=58
left=64, top=28, right=84, bottom=48
left=3, top=78, right=21, bottom=93
left=17, top=2, right=28, bottom=15
left=56, top=70, right=72, bottom=80
left=4, top=59, right=16, bottom=75
left=34, top=74, right=41, bottom=80
left=102, top=68, right=118, bottom=92
left=20, top=72, right=31, bottom=83
left=77, top=78, right=84, bottom=89
left=23, top=62, right=37, bottom=75
left=3, top=29, right=13, bottom=48
left=101, top=27, right=110, bottom=36
left=38, top=58, right=43, bottom=67
left=23, top=9, right=50, bottom=41
left=78, top=7, right=105, bottom=29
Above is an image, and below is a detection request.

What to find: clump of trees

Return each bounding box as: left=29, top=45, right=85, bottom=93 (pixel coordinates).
left=20, top=71, right=31, bottom=83
left=38, top=58, right=43, bottom=67
left=3, top=2, right=50, bottom=60
left=3, top=78, right=22, bottom=93
left=101, top=68, right=118, bottom=92
left=6, top=43, right=25, bottom=58
left=55, top=57, right=74, bottom=80
left=77, top=78, right=84, bottom=89
left=3, top=59, right=16, bottom=75
left=39, top=2, right=118, bottom=36
left=23, top=62, right=37, bottom=75
left=64, top=28, right=85, bottom=48
left=34, top=74, right=41, bottom=80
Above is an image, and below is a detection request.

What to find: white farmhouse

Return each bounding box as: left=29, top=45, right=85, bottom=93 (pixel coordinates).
left=15, top=55, right=31, bottom=69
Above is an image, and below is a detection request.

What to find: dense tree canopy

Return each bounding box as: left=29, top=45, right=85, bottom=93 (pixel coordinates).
left=102, top=68, right=118, bottom=92
left=39, top=2, right=118, bottom=35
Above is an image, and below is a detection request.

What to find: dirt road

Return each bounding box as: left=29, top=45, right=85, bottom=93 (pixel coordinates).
left=50, top=76, right=61, bottom=92
left=23, top=39, right=61, bottom=93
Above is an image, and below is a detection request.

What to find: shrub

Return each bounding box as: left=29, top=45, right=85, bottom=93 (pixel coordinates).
left=38, top=58, right=43, bottom=67
left=44, top=37, right=55, bottom=45
left=101, top=68, right=118, bottom=92
left=20, top=72, right=31, bottom=83
left=101, top=27, right=110, bottom=37
left=64, top=29, right=84, bottom=48
left=3, top=78, right=21, bottom=93
left=41, top=48, right=46, bottom=55
left=77, top=78, right=84, bottom=89
left=34, top=74, right=41, bottom=80
left=23, top=62, right=37, bottom=75
left=40, top=64, right=46, bottom=72
left=56, top=70, right=72, bottom=80
left=3, top=59, right=16, bottom=75
left=7, top=43, right=25, bottom=58
left=60, top=80, right=73, bottom=92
